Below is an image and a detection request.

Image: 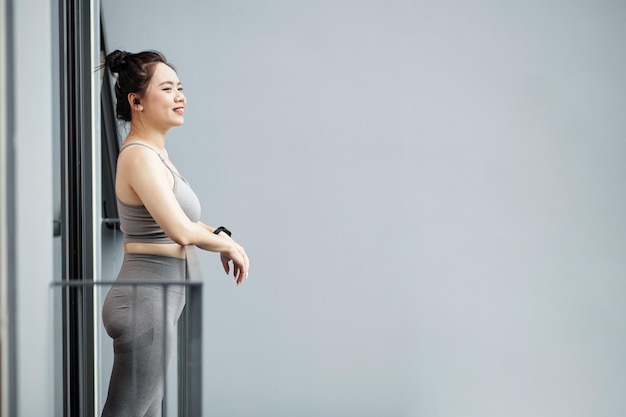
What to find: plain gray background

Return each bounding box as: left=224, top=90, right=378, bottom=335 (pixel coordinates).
left=101, top=1, right=626, bottom=416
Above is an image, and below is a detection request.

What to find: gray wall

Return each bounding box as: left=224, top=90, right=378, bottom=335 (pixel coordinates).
left=102, top=1, right=626, bottom=416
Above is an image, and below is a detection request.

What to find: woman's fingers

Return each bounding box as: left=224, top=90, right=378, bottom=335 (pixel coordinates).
left=221, top=242, right=250, bottom=285
left=220, top=253, right=230, bottom=274
left=236, top=244, right=250, bottom=277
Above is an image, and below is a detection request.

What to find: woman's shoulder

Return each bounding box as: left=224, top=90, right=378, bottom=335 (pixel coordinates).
left=118, top=144, right=166, bottom=178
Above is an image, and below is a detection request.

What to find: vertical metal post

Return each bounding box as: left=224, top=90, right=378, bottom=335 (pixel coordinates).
left=179, top=247, right=204, bottom=417
left=0, top=0, right=17, bottom=415
left=58, top=0, right=97, bottom=415
left=163, top=288, right=169, bottom=417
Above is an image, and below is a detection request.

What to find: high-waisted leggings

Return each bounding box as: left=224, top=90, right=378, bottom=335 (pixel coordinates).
left=101, top=253, right=186, bottom=417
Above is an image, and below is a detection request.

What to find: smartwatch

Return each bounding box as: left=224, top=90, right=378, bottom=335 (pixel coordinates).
left=213, top=226, right=232, bottom=237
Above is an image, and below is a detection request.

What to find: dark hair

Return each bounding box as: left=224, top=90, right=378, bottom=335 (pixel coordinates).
left=103, top=50, right=176, bottom=122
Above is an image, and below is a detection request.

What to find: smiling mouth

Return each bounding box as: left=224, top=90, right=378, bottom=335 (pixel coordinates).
left=174, top=107, right=185, bottom=115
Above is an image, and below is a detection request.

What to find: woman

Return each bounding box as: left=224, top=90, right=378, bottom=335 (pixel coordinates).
left=101, top=50, right=249, bottom=417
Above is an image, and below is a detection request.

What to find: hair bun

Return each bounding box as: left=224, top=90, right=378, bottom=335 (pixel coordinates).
left=106, top=50, right=131, bottom=73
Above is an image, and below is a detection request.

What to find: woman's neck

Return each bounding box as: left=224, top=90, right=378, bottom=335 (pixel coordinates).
left=126, top=125, right=167, bottom=152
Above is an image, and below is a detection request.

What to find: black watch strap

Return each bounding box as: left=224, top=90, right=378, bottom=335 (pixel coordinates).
left=213, top=226, right=232, bottom=237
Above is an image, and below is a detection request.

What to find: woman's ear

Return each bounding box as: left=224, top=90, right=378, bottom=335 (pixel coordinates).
left=128, top=93, right=142, bottom=110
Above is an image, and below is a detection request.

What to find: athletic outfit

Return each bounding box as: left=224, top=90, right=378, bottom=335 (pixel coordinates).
left=101, top=143, right=201, bottom=417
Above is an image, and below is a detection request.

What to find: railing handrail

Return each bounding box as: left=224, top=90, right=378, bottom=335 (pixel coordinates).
left=50, top=280, right=202, bottom=287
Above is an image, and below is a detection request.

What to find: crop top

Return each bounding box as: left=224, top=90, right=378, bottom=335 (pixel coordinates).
left=116, top=143, right=202, bottom=244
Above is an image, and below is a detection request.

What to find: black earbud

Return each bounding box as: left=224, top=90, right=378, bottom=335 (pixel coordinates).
left=134, top=98, right=140, bottom=105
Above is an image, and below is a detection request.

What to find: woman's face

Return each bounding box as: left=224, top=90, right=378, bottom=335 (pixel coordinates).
left=138, top=62, right=186, bottom=129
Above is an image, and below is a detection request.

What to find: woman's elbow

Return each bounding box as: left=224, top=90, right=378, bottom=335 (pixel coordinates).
left=166, top=224, right=195, bottom=246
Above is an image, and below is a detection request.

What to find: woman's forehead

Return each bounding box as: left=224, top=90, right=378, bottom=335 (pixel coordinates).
left=152, top=62, right=180, bottom=84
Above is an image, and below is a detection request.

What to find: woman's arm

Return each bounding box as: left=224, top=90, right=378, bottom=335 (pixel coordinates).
left=117, top=146, right=249, bottom=282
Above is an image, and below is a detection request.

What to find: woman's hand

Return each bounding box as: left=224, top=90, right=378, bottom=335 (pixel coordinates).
left=220, top=241, right=250, bottom=285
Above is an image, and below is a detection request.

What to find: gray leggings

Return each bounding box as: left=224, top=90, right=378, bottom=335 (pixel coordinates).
left=101, top=253, right=186, bottom=417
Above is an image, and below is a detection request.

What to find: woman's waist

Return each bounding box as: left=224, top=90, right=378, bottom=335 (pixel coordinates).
left=124, top=242, right=186, bottom=260
left=117, top=248, right=187, bottom=288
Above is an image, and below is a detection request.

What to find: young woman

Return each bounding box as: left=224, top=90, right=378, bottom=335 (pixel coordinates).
left=101, top=50, right=249, bottom=417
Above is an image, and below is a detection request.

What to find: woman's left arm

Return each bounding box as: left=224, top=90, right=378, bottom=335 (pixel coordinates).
left=197, top=221, right=250, bottom=279
left=197, top=221, right=225, bottom=235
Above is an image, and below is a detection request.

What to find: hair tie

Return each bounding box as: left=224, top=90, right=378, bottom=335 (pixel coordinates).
left=110, top=51, right=131, bottom=72
left=118, top=52, right=130, bottom=67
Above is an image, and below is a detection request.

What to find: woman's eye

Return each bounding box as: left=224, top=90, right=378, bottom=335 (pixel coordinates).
left=162, top=87, right=172, bottom=91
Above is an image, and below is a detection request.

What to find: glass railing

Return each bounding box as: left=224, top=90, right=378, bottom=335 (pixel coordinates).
left=50, top=246, right=203, bottom=417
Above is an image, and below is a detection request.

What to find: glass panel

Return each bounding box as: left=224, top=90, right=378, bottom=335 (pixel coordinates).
left=51, top=276, right=203, bottom=416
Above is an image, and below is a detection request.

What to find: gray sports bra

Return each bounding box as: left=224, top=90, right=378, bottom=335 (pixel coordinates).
left=117, top=142, right=202, bottom=244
